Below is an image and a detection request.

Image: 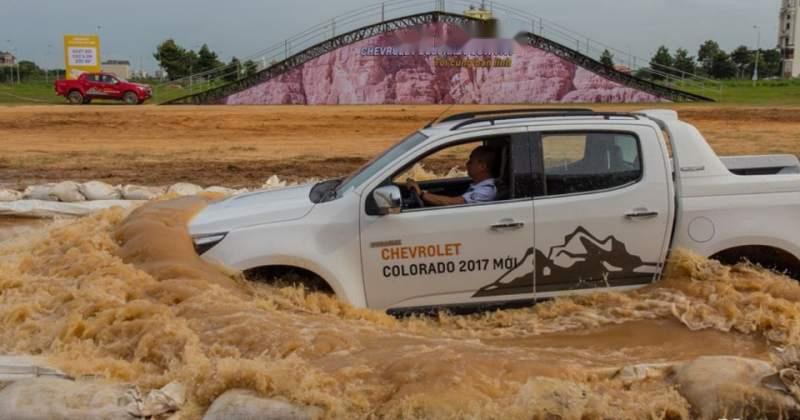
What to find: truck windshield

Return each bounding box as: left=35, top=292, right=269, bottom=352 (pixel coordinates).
left=334, top=131, right=428, bottom=197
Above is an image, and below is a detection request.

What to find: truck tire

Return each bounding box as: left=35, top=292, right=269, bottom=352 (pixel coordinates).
left=67, top=90, right=83, bottom=105
left=123, top=92, right=138, bottom=105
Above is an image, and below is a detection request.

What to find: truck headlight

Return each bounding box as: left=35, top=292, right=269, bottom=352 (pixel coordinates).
left=191, top=232, right=227, bottom=255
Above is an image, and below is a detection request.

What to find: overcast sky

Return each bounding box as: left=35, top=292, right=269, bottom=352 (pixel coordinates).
left=1, top=0, right=782, bottom=72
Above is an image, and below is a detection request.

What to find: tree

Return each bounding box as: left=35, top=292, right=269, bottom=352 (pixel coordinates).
left=223, top=57, right=241, bottom=82
left=673, top=48, right=696, bottom=76
left=697, top=40, right=722, bottom=76
left=709, top=51, right=737, bottom=79
left=196, top=44, right=222, bottom=76
left=761, top=49, right=783, bottom=78
left=731, top=45, right=753, bottom=79
left=154, top=39, right=191, bottom=80
left=183, top=50, right=198, bottom=79
left=600, top=49, right=614, bottom=67
left=649, top=46, right=674, bottom=80
left=243, top=60, right=258, bottom=77
left=17, top=60, right=43, bottom=81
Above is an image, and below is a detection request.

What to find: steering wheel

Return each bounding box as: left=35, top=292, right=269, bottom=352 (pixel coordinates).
left=407, top=187, right=425, bottom=209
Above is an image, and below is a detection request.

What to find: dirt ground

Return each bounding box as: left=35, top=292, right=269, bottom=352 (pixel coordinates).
left=1, top=104, right=799, bottom=189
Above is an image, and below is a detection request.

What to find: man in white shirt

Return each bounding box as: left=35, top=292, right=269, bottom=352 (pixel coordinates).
left=407, top=145, right=497, bottom=207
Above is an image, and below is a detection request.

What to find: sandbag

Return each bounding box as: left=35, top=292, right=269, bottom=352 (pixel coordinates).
left=0, top=377, right=185, bottom=420
left=121, top=185, right=165, bottom=200
left=670, top=356, right=800, bottom=419
left=202, top=389, right=321, bottom=420
left=0, top=356, right=69, bottom=382
left=0, top=200, right=143, bottom=218
left=167, top=182, right=204, bottom=196
left=204, top=186, right=248, bottom=196
left=22, top=184, right=59, bottom=201
left=53, top=181, right=86, bottom=203
left=0, top=377, right=139, bottom=420
left=262, top=175, right=287, bottom=190
left=79, top=181, right=121, bottom=200
left=0, top=189, right=22, bottom=202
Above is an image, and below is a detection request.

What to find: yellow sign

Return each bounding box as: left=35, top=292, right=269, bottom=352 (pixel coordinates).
left=63, top=34, right=101, bottom=79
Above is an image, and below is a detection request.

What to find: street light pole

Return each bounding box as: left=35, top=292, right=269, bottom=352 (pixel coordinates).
left=4, top=40, right=12, bottom=84
left=753, top=25, right=761, bottom=86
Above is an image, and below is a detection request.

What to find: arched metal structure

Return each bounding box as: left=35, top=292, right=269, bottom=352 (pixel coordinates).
left=165, top=11, right=713, bottom=105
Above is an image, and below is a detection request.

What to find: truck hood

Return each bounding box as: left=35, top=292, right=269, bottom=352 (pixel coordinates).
left=189, top=184, right=315, bottom=235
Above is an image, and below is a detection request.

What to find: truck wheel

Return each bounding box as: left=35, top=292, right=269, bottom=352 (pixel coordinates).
left=123, top=92, right=138, bottom=105
left=67, top=91, right=83, bottom=105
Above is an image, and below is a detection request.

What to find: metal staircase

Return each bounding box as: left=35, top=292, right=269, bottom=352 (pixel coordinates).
left=514, top=32, right=713, bottom=103
left=164, top=12, right=476, bottom=105
left=160, top=1, right=716, bottom=105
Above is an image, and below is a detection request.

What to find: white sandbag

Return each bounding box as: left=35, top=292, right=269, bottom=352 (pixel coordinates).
left=203, top=389, right=322, bottom=420
left=79, top=181, right=121, bottom=200
left=52, top=181, right=86, bottom=203
left=0, top=356, right=70, bottom=382
left=0, top=189, right=22, bottom=202
left=121, top=185, right=166, bottom=200
left=22, top=184, right=59, bottom=201
left=262, top=175, right=287, bottom=190
left=204, top=186, right=248, bottom=196
left=0, top=199, right=143, bottom=218
left=445, top=167, right=467, bottom=178
left=167, top=182, right=204, bottom=196
left=0, top=377, right=140, bottom=420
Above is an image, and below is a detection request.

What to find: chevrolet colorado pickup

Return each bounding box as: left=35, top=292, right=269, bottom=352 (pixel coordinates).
left=189, top=109, right=800, bottom=313
left=55, top=73, right=152, bottom=105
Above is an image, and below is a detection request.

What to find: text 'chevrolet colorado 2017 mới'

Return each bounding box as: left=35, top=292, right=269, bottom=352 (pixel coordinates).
left=189, top=109, right=800, bottom=314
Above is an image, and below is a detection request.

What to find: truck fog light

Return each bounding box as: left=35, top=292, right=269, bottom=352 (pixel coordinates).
left=191, top=233, right=227, bottom=255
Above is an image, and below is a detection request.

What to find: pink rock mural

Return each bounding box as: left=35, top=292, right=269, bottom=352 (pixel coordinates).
left=225, top=24, right=662, bottom=105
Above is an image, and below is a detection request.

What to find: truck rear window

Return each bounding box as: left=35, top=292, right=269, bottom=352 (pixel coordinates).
left=540, top=132, right=642, bottom=196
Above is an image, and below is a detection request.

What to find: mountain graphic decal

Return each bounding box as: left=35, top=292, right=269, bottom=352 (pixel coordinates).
left=472, top=226, right=658, bottom=298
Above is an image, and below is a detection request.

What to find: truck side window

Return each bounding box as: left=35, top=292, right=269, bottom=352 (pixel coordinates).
left=383, top=135, right=529, bottom=211
left=541, top=132, right=642, bottom=196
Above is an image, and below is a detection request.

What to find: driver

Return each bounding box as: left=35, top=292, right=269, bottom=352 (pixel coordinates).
left=407, top=146, right=496, bottom=207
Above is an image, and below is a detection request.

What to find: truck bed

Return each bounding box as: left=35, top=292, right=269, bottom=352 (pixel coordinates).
left=721, top=154, right=800, bottom=176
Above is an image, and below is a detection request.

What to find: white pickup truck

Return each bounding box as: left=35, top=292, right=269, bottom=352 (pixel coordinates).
left=189, top=109, right=800, bottom=314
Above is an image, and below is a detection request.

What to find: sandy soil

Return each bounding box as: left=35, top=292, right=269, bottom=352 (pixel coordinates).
left=1, top=104, right=799, bottom=189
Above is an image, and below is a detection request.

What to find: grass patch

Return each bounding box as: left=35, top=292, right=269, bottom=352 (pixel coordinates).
left=0, top=79, right=225, bottom=105
left=1, top=78, right=799, bottom=106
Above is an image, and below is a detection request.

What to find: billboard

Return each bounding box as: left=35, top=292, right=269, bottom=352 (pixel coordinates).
left=63, top=34, right=101, bottom=80
left=224, top=23, right=662, bottom=105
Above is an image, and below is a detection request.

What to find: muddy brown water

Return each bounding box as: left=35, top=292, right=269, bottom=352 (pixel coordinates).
left=1, top=198, right=799, bottom=418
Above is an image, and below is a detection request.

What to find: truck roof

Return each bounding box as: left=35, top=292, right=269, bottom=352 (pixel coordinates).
left=420, top=108, right=675, bottom=137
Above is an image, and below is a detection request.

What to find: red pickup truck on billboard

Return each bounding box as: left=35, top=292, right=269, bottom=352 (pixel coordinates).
left=54, top=73, right=153, bottom=105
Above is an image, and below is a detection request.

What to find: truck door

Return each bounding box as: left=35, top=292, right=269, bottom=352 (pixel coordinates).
left=86, top=74, right=104, bottom=97
left=532, top=128, right=672, bottom=297
left=100, top=74, right=121, bottom=97
left=359, top=132, right=537, bottom=311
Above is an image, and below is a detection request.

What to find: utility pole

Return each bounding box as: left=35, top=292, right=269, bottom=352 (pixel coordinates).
left=5, top=40, right=12, bottom=84
left=753, top=25, right=761, bottom=86
left=46, top=44, right=53, bottom=83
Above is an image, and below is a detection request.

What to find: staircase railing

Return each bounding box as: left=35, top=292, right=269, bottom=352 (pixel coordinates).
left=154, top=0, right=721, bottom=104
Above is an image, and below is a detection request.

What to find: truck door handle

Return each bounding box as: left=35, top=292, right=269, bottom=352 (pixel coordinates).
left=625, top=209, right=659, bottom=219
left=491, top=221, right=525, bottom=231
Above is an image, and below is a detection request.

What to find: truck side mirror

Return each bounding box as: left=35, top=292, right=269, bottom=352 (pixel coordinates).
left=373, top=185, right=402, bottom=215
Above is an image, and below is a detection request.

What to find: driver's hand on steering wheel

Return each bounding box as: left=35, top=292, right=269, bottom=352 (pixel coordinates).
left=406, top=178, right=422, bottom=196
